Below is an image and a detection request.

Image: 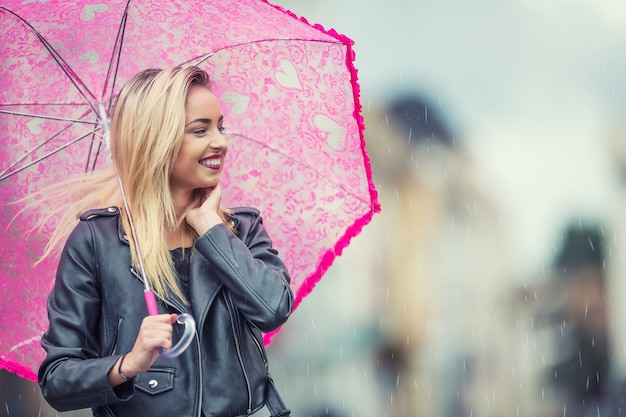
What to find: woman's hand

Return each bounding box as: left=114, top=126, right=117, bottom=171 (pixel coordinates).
left=108, top=314, right=177, bottom=386
left=186, top=184, right=223, bottom=236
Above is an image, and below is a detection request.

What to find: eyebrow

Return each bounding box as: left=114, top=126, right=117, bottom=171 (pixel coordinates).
left=185, top=116, right=223, bottom=126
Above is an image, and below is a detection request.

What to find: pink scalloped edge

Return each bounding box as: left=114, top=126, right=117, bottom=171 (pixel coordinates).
left=262, top=2, right=381, bottom=346
left=1, top=358, right=37, bottom=382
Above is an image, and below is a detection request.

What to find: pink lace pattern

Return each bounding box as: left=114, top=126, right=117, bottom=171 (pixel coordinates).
left=0, top=0, right=380, bottom=380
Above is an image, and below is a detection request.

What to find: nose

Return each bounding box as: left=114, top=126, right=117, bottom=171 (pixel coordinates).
left=209, top=129, right=228, bottom=151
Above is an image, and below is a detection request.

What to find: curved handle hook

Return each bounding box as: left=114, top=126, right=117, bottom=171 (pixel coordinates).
left=145, top=290, right=196, bottom=358
left=158, top=313, right=196, bottom=358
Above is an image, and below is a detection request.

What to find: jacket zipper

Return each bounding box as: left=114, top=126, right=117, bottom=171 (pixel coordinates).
left=193, top=332, right=203, bottom=417
left=108, top=316, right=123, bottom=356
left=224, top=292, right=253, bottom=413
left=245, top=323, right=267, bottom=364
left=130, top=267, right=202, bottom=417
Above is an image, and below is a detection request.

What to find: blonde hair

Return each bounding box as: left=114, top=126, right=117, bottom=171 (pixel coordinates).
left=37, top=66, right=226, bottom=303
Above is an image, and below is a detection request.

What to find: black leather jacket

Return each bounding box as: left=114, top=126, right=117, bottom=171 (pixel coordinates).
left=38, top=206, right=294, bottom=417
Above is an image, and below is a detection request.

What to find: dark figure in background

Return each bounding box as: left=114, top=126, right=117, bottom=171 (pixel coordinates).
left=386, top=95, right=455, bottom=147
left=550, top=224, right=610, bottom=415
left=373, top=94, right=458, bottom=414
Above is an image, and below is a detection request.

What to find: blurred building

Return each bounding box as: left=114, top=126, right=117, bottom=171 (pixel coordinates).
left=366, top=94, right=508, bottom=417
left=269, top=93, right=517, bottom=417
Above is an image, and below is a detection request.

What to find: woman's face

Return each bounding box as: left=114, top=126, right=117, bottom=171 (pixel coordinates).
left=170, top=85, right=228, bottom=198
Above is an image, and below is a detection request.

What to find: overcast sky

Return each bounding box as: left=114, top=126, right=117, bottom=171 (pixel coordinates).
left=275, top=0, right=626, bottom=278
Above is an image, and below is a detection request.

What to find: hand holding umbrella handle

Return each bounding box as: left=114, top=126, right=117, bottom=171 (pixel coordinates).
left=144, top=290, right=196, bottom=358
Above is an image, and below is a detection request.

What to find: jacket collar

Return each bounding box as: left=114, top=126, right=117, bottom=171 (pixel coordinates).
left=118, top=211, right=236, bottom=324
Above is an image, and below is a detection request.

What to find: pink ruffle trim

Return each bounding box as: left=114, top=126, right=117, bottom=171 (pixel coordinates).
left=1, top=358, right=37, bottom=382
left=263, top=1, right=381, bottom=346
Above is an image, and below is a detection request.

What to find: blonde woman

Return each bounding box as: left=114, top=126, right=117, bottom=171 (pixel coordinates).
left=37, top=66, right=294, bottom=417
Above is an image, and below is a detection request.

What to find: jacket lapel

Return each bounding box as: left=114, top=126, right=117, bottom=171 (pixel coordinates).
left=188, top=251, right=223, bottom=330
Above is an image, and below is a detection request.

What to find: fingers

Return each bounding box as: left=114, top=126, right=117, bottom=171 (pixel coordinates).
left=139, top=314, right=177, bottom=349
left=201, top=184, right=221, bottom=211
left=125, top=314, right=178, bottom=375
left=186, top=186, right=223, bottom=235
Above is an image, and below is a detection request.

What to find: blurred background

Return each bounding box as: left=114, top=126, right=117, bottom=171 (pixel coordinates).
left=3, top=0, right=626, bottom=416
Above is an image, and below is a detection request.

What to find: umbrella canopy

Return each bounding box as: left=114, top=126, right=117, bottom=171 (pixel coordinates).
left=0, top=0, right=380, bottom=381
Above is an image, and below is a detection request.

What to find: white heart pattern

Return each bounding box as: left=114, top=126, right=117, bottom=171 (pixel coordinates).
left=27, top=118, right=43, bottom=135
left=221, top=92, right=250, bottom=115
left=274, top=60, right=301, bottom=89
left=79, top=50, right=99, bottom=64
left=314, top=114, right=345, bottom=151
left=80, top=4, right=109, bottom=22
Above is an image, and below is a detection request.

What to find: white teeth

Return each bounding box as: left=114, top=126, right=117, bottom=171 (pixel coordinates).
left=200, top=158, right=220, bottom=167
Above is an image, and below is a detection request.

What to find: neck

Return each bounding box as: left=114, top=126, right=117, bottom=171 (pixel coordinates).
left=167, top=226, right=194, bottom=250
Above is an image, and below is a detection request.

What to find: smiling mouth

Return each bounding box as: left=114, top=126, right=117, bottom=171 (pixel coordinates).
left=199, top=157, right=221, bottom=169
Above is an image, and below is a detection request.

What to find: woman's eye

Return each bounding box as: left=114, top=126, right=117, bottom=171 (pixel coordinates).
left=218, top=126, right=226, bottom=133
left=193, top=128, right=207, bottom=135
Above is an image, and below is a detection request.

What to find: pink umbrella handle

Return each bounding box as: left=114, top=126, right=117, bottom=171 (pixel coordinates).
left=144, top=290, right=196, bottom=358
left=144, top=290, right=160, bottom=316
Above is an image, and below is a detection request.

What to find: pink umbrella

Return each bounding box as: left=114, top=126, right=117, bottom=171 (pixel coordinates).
left=0, top=0, right=380, bottom=381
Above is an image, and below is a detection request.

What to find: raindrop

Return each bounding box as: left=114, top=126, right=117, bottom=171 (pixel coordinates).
left=588, top=235, right=596, bottom=252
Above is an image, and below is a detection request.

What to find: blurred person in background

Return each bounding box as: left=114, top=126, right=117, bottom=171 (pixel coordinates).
left=548, top=223, right=611, bottom=416
left=605, top=127, right=626, bottom=416
left=360, top=93, right=510, bottom=417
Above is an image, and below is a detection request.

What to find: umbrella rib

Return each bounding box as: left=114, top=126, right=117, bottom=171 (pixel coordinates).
left=86, top=127, right=107, bottom=172
left=229, top=132, right=371, bottom=207
left=33, top=32, right=99, bottom=116
left=0, top=129, right=100, bottom=182
left=0, top=106, right=98, bottom=180
left=101, top=0, right=130, bottom=110
left=0, top=8, right=97, bottom=110
left=0, top=109, right=98, bottom=125
left=186, top=38, right=343, bottom=67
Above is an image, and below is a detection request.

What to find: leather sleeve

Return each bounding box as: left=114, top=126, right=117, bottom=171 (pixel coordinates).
left=38, top=220, right=134, bottom=411
left=194, top=209, right=294, bottom=332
